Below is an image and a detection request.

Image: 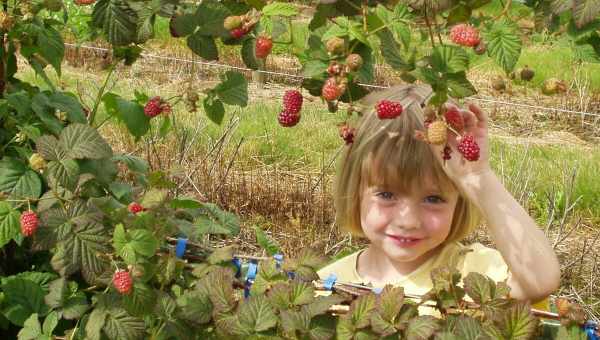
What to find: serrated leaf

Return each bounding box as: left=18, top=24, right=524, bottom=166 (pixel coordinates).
left=37, top=135, right=66, bottom=161
left=197, top=203, right=240, bottom=235
left=123, top=282, right=156, bottom=317
left=17, top=313, right=42, bottom=340
left=60, top=123, right=112, bottom=160
left=370, top=312, right=397, bottom=336
left=447, top=72, right=477, bottom=98
left=377, top=29, right=408, bottom=70
left=103, top=308, right=145, bottom=340
left=453, top=316, right=484, bottom=340
left=378, top=285, right=404, bottom=322
left=237, top=296, right=277, bottom=333
left=290, top=280, right=315, bottom=306
left=463, top=272, right=493, bottom=304
left=281, top=309, right=311, bottom=333
left=254, top=226, right=280, bottom=256
left=38, top=26, right=64, bottom=76
left=187, top=33, right=218, bottom=61
left=349, top=293, right=376, bottom=329
left=573, top=0, right=600, bottom=28
left=177, top=290, right=213, bottom=324
left=48, top=92, right=87, bottom=124
left=483, top=20, right=522, bottom=73
left=92, top=0, right=138, bottom=46
left=207, top=245, right=235, bottom=264
left=406, top=316, right=440, bottom=340
left=494, top=302, right=539, bottom=339
left=0, top=157, right=42, bottom=200
left=170, top=198, right=202, bottom=209
left=140, top=188, right=168, bottom=209
left=203, top=96, right=225, bottom=125
left=47, top=159, right=79, bottom=191
left=215, top=71, right=248, bottom=107
left=241, top=38, right=260, bottom=70
left=195, top=0, right=230, bottom=37
left=171, top=13, right=197, bottom=36
left=2, top=277, right=49, bottom=326
left=44, top=278, right=89, bottom=320
left=85, top=308, right=107, bottom=340
left=0, top=201, right=21, bottom=248
left=205, top=267, right=236, bottom=313
left=301, top=60, right=328, bottom=78
left=111, top=95, right=150, bottom=140
left=431, top=46, right=469, bottom=73
left=42, top=311, right=58, bottom=335
left=267, top=283, right=291, bottom=310
left=262, top=2, right=298, bottom=16
left=305, top=294, right=345, bottom=317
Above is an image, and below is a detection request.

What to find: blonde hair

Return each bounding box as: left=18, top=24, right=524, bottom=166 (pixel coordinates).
left=333, top=84, right=480, bottom=244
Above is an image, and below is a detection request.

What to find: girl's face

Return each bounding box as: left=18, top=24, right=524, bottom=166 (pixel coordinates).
left=360, top=175, right=459, bottom=270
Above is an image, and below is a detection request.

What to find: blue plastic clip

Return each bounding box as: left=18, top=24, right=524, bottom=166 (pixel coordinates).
left=585, top=320, right=599, bottom=340
left=324, top=273, right=337, bottom=291
left=287, top=271, right=296, bottom=280
left=273, top=254, right=284, bottom=269
left=246, top=261, right=258, bottom=281
left=175, top=238, right=188, bottom=258
left=232, top=258, right=242, bottom=278
left=372, top=287, right=383, bottom=294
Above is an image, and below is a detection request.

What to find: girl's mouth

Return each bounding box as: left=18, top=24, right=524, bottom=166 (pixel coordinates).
left=387, top=235, right=423, bottom=247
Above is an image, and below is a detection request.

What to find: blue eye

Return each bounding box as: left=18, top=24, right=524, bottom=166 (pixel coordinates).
left=424, top=195, right=445, bottom=204
left=376, top=192, right=394, bottom=200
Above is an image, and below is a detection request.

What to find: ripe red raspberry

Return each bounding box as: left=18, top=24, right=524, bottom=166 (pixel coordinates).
left=376, top=100, right=403, bottom=119
left=144, top=97, right=162, bottom=117
left=255, top=36, right=273, bottom=59
left=112, top=270, right=133, bottom=295
left=338, top=124, right=355, bottom=145
left=20, top=211, right=38, bottom=237
left=278, top=110, right=300, bottom=127
left=230, top=27, right=245, bottom=39
left=282, top=90, right=303, bottom=115
left=444, top=105, right=464, bottom=132
left=321, top=78, right=342, bottom=101
left=128, top=202, right=144, bottom=214
left=457, top=134, right=480, bottom=161
left=450, top=24, right=480, bottom=47
left=327, top=62, right=342, bottom=76
left=442, top=145, right=452, bottom=160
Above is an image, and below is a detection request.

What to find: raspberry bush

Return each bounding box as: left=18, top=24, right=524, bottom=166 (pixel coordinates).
left=0, top=0, right=598, bottom=339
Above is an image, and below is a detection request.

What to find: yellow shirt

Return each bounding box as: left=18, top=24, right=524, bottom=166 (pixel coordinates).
left=317, top=242, right=549, bottom=315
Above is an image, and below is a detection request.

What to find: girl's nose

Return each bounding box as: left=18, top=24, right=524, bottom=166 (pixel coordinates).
left=390, top=203, right=421, bottom=230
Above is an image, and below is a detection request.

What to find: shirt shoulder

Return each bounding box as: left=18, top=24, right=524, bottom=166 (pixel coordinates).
left=460, top=242, right=510, bottom=283
left=317, top=250, right=363, bottom=283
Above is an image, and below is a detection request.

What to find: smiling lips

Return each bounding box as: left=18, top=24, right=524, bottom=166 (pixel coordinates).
left=387, top=234, right=423, bottom=247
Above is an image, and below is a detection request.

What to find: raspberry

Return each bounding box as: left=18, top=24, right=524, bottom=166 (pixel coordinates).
left=325, top=37, right=344, bottom=54
left=327, top=62, right=342, bottom=76
left=457, top=134, right=480, bottom=161
left=345, top=54, right=363, bottom=71
left=376, top=100, right=403, bottom=119
left=74, top=0, right=95, bottom=4
left=442, top=145, right=452, bottom=160
left=144, top=96, right=170, bottom=118
left=223, top=16, right=242, bottom=30
left=29, top=153, right=47, bottom=172
left=20, top=211, right=38, bottom=237
left=128, top=202, right=144, bottom=214
left=282, top=90, right=303, bottom=115
left=444, top=105, right=464, bottom=132
left=321, top=78, right=343, bottom=101
left=112, top=270, right=133, bottom=295
left=230, top=27, right=245, bottom=39
left=450, top=24, right=480, bottom=47
left=255, top=36, right=273, bottom=59
left=338, top=124, right=355, bottom=145
left=427, top=120, right=447, bottom=145
left=278, top=110, right=300, bottom=127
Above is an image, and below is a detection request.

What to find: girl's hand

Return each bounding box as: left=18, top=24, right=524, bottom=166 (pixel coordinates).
left=430, top=102, right=493, bottom=185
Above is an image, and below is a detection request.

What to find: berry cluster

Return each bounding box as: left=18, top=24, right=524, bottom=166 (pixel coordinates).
left=20, top=211, right=38, bottom=237
left=224, top=14, right=258, bottom=39
left=376, top=100, right=403, bottom=119
left=338, top=123, right=356, bottom=145
left=255, top=36, right=273, bottom=59
left=144, top=96, right=171, bottom=118
left=321, top=77, right=346, bottom=102
left=128, top=202, right=144, bottom=214
left=278, top=90, right=303, bottom=127
left=112, top=270, right=133, bottom=295
left=449, top=24, right=480, bottom=47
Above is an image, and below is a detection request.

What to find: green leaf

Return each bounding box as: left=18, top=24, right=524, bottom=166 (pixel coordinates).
left=483, top=20, right=522, bottom=73
left=195, top=0, right=231, bottom=37
left=196, top=203, right=240, bottom=235
left=551, top=0, right=573, bottom=14
left=556, top=324, right=588, bottom=340
left=170, top=198, right=202, bottom=209
left=37, top=135, right=65, bottom=162
left=140, top=188, right=168, bottom=209
left=237, top=296, right=278, bottom=333
left=177, top=290, right=213, bottom=324
left=377, top=29, right=408, bottom=70
left=203, top=96, right=226, bottom=125
left=447, top=4, right=472, bottom=25
left=494, top=302, right=539, bottom=339
left=2, top=277, right=49, bottom=326
left=430, top=46, right=469, bottom=73
left=113, top=224, right=158, bottom=264
left=377, top=285, right=404, bottom=322
left=447, top=72, right=477, bottom=98
left=301, top=60, right=328, bottom=78
left=112, top=154, right=148, bottom=173
left=0, top=157, right=42, bottom=200
left=37, top=26, right=64, bottom=76
left=204, top=267, right=236, bottom=313
left=406, top=316, right=439, bottom=340
left=214, top=71, right=248, bottom=107
left=370, top=312, right=396, bottom=336
left=241, top=38, right=260, bottom=70
left=47, top=159, right=80, bottom=191
left=463, top=272, right=493, bottom=304
left=349, top=294, right=376, bottom=329
left=207, top=245, right=235, bottom=264
left=0, top=202, right=21, bottom=248
left=60, top=123, right=113, bottom=160
left=289, top=280, right=315, bottom=306
left=17, top=313, right=41, bottom=340
left=573, top=0, right=600, bottom=28
left=454, top=316, right=483, bottom=340
left=254, top=226, right=280, bottom=256
left=44, top=278, right=89, bottom=320
left=187, top=33, right=218, bottom=61
left=102, top=94, right=150, bottom=140
left=103, top=308, right=145, bottom=340
left=281, top=309, right=311, bottom=333
left=48, top=92, right=87, bottom=124
left=123, top=282, right=156, bottom=317
left=42, top=311, right=58, bottom=335
left=92, top=0, right=138, bottom=46
left=305, top=295, right=345, bottom=317
left=85, top=308, right=107, bottom=340
left=262, top=2, right=298, bottom=16
left=30, top=92, right=63, bottom=135
left=171, top=14, right=198, bottom=37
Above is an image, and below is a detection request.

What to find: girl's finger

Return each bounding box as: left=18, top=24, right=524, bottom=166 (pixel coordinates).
left=467, top=103, right=487, bottom=128
left=461, top=109, right=477, bottom=130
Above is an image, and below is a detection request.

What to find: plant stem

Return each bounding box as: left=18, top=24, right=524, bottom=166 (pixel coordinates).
left=423, top=7, right=437, bottom=48
left=89, top=62, right=116, bottom=127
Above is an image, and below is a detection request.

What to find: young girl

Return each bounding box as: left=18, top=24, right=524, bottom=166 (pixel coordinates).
left=318, top=84, right=560, bottom=313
